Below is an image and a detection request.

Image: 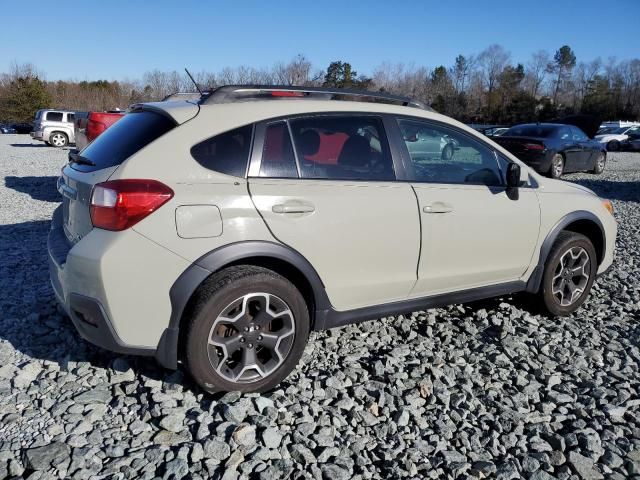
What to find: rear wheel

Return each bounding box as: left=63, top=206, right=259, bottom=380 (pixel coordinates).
left=441, top=143, right=454, bottom=161
left=185, top=266, right=310, bottom=393
left=607, top=140, right=619, bottom=151
left=49, top=131, right=68, bottom=148
left=549, top=153, right=564, bottom=179
left=592, top=152, right=606, bottom=174
left=539, top=232, right=597, bottom=316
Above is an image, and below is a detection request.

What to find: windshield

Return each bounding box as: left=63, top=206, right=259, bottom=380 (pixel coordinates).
left=74, top=111, right=175, bottom=172
left=504, top=125, right=558, bottom=138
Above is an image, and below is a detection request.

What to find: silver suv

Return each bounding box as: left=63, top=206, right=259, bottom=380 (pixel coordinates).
left=32, top=109, right=75, bottom=147
left=49, top=86, right=616, bottom=393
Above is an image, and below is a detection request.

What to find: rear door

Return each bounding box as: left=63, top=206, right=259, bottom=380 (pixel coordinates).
left=395, top=118, right=540, bottom=295
left=248, top=115, right=420, bottom=311
left=569, top=126, right=592, bottom=169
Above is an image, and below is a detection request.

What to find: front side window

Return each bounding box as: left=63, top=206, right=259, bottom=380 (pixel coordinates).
left=288, top=116, right=394, bottom=181
left=191, top=125, right=253, bottom=177
left=399, top=119, right=503, bottom=186
left=46, top=112, right=63, bottom=122
left=259, top=122, right=298, bottom=178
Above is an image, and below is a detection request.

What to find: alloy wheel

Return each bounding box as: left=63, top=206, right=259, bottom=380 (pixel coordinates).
left=207, top=293, right=295, bottom=383
left=551, top=247, right=590, bottom=307
left=51, top=133, right=66, bottom=147
left=552, top=156, right=563, bottom=177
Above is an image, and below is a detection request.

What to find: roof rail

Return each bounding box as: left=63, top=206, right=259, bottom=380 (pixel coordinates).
left=199, top=85, right=429, bottom=110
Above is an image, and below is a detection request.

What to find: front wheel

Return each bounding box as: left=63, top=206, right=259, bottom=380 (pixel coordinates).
left=185, top=266, right=310, bottom=393
left=49, top=131, right=68, bottom=148
left=539, top=232, right=597, bottom=316
left=607, top=140, right=619, bottom=151
left=592, top=152, right=606, bottom=174
left=549, top=153, right=564, bottom=178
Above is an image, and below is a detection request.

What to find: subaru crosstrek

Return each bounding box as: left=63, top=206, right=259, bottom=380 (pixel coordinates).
left=48, top=86, right=616, bottom=393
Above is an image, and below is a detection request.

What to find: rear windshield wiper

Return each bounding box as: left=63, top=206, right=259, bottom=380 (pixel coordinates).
left=68, top=151, right=96, bottom=167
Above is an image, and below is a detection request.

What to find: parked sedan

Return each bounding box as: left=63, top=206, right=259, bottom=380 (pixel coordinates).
left=0, top=124, right=17, bottom=134
left=595, top=125, right=640, bottom=151
left=494, top=123, right=606, bottom=178
left=621, top=130, right=640, bottom=151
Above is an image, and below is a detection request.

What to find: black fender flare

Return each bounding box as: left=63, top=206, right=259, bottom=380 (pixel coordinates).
left=155, top=241, right=331, bottom=369
left=525, top=210, right=605, bottom=293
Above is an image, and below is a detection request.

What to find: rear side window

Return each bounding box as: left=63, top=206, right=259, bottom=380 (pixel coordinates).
left=259, top=122, right=298, bottom=178
left=76, top=111, right=175, bottom=172
left=191, top=125, right=253, bottom=177
left=66, top=113, right=75, bottom=123
left=46, top=112, right=63, bottom=122
left=289, top=116, right=395, bottom=181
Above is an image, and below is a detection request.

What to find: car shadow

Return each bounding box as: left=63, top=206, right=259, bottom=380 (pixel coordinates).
left=565, top=178, right=640, bottom=203
left=10, top=143, right=48, bottom=148
left=5, top=176, right=60, bottom=203
left=0, top=219, right=189, bottom=386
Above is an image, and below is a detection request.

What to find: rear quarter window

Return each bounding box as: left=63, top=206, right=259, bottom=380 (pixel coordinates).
left=75, top=111, right=175, bottom=172
left=46, top=112, right=63, bottom=122
left=191, top=125, right=253, bottom=177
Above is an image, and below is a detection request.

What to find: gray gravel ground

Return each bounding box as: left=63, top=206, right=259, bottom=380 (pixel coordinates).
left=0, top=134, right=639, bottom=480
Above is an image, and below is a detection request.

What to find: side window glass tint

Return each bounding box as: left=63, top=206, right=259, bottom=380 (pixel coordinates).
left=399, top=119, right=503, bottom=186
left=259, top=122, right=298, bottom=178
left=191, top=125, right=253, bottom=177
left=46, top=112, right=63, bottom=122
left=289, top=116, right=394, bottom=181
left=67, top=113, right=75, bottom=123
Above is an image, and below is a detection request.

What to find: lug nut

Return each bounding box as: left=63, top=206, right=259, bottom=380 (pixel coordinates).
left=258, top=335, right=263, bottom=341
left=244, top=327, right=249, bottom=332
left=248, top=343, right=253, bottom=349
left=240, top=337, right=245, bottom=343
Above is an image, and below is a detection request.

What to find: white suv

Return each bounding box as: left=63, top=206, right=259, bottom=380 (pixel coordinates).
left=48, top=86, right=616, bottom=393
left=31, top=109, right=76, bottom=147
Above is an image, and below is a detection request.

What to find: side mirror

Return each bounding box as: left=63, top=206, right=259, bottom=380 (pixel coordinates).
left=506, top=162, right=521, bottom=188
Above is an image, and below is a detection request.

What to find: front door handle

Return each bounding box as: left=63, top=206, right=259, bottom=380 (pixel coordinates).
left=272, top=203, right=315, bottom=214
left=423, top=202, right=453, bottom=214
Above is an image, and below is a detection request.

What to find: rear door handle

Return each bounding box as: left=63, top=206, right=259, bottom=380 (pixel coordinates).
left=272, top=203, right=315, bottom=214
left=423, top=202, right=453, bottom=214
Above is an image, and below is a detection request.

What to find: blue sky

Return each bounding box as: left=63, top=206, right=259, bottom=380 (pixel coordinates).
left=2, top=0, right=639, bottom=80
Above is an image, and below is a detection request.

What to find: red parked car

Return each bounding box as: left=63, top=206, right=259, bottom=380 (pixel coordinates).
left=74, top=110, right=125, bottom=150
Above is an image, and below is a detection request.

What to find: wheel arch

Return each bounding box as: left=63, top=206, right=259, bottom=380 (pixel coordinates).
left=525, top=210, right=606, bottom=293
left=155, top=241, right=331, bottom=369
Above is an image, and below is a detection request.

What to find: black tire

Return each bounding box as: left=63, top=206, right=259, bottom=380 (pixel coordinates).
left=49, top=131, right=68, bottom=148
left=592, top=152, right=606, bottom=174
left=185, top=265, right=310, bottom=393
left=441, top=143, right=454, bottom=161
left=539, top=232, right=597, bottom=316
left=607, top=140, right=619, bottom=152
left=549, top=153, right=564, bottom=179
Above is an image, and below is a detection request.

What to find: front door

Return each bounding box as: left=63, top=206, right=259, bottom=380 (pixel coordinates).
left=248, top=116, right=420, bottom=311
left=396, top=118, right=541, bottom=296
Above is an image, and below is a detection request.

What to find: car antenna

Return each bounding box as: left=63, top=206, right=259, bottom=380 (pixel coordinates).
left=184, top=68, right=203, bottom=96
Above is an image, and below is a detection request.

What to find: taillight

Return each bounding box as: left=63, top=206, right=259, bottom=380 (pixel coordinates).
left=270, top=91, right=305, bottom=97
left=524, top=143, right=545, bottom=151
left=90, top=179, right=173, bottom=231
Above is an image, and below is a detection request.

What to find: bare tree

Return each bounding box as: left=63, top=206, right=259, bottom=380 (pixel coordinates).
left=525, top=50, right=550, bottom=98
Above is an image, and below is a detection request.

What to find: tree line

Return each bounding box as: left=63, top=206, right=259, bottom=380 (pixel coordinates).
left=1, top=44, right=639, bottom=125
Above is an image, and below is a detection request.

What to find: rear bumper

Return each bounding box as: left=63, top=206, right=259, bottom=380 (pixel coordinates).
left=47, top=206, right=189, bottom=366
left=31, top=130, right=44, bottom=141
left=517, top=151, right=554, bottom=174
left=48, top=209, right=154, bottom=357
